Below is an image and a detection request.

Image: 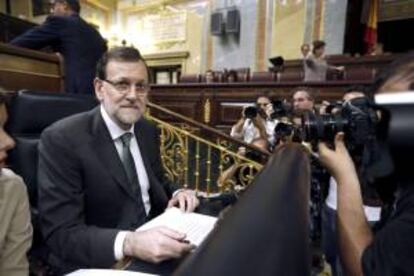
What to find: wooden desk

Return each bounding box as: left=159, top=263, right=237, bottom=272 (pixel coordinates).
left=0, top=43, right=64, bottom=92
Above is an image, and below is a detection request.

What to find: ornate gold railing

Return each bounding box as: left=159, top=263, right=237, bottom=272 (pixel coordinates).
left=145, top=103, right=269, bottom=195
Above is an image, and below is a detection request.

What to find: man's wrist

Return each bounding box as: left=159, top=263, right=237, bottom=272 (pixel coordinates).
left=120, top=231, right=132, bottom=258
left=115, top=231, right=132, bottom=259
left=172, top=189, right=184, bottom=198
left=335, top=170, right=359, bottom=186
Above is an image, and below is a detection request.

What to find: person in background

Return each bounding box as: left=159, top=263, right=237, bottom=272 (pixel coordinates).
left=230, top=95, right=277, bottom=146
left=292, top=88, right=315, bottom=114
left=304, top=40, right=344, bottom=82
left=205, top=70, right=215, bottom=83
left=227, top=70, right=238, bottom=83
left=10, top=0, right=107, bottom=95
left=0, top=88, right=33, bottom=276
left=321, top=90, right=382, bottom=276
left=301, top=43, right=310, bottom=58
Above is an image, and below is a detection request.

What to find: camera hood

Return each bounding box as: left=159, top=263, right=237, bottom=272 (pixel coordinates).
left=375, top=92, right=414, bottom=182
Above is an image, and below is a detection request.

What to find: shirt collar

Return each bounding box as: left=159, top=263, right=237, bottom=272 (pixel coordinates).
left=100, top=105, right=134, bottom=141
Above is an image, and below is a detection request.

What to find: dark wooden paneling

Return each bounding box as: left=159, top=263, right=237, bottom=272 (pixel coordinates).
left=0, top=12, right=37, bottom=43
left=0, top=43, right=63, bottom=92
left=149, top=102, right=199, bottom=122
left=219, top=104, right=245, bottom=125
left=0, top=71, right=61, bottom=92
left=149, top=80, right=373, bottom=128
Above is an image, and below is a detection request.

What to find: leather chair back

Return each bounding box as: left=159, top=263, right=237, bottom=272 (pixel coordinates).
left=5, top=90, right=98, bottom=208
left=4, top=90, right=98, bottom=271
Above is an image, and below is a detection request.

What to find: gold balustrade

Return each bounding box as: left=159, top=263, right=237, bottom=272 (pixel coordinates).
left=146, top=114, right=263, bottom=195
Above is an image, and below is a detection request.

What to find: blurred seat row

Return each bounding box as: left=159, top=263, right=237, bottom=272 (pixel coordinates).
left=178, top=67, right=376, bottom=83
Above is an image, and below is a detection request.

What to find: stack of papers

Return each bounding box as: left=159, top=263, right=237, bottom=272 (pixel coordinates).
left=66, top=208, right=217, bottom=275
left=66, top=269, right=156, bottom=275
left=137, top=207, right=217, bottom=246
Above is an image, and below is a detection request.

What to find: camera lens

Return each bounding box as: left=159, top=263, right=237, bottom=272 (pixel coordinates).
left=244, top=106, right=258, bottom=119
left=275, top=122, right=294, bottom=137
left=302, top=111, right=347, bottom=143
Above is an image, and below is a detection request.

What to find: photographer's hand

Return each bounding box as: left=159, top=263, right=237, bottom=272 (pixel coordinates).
left=318, top=133, right=356, bottom=181
left=230, top=108, right=247, bottom=139
left=319, top=133, right=373, bottom=276
left=264, top=103, right=274, bottom=119
left=252, top=116, right=268, bottom=140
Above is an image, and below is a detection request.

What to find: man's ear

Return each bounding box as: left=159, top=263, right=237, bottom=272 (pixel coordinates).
left=94, top=78, right=104, bottom=101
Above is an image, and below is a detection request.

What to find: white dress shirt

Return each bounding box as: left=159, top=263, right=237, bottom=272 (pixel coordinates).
left=100, top=105, right=151, bottom=260
left=325, top=176, right=381, bottom=222
left=230, top=118, right=278, bottom=145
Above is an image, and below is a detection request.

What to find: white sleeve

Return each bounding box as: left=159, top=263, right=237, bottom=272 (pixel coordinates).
left=114, top=231, right=129, bottom=260
left=230, top=120, right=248, bottom=138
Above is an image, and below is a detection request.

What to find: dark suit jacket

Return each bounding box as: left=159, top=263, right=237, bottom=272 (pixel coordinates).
left=38, top=107, right=179, bottom=273
left=10, top=14, right=106, bottom=95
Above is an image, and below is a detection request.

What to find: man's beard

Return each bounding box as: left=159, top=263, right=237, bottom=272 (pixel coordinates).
left=116, top=109, right=142, bottom=126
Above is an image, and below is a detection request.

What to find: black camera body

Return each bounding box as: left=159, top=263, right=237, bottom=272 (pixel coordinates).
left=275, top=122, right=294, bottom=138
left=300, top=92, right=414, bottom=190
left=244, top=106, right=258, bottom=119
left=302, top=97, right=378, bottom=151
left=374, top=93, right=414, bottom=183
left=325, top=100, right=343, bottom=114
left=270, top=100, right=291, bottom=120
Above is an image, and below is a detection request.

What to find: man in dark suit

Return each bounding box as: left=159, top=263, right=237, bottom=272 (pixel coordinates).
left=10, top=0, right=106, bottom=95
left=38, top=47, right=199, bottom=274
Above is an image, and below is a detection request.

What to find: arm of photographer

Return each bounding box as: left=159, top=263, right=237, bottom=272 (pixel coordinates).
left=319, top=133, right=373, bottom=276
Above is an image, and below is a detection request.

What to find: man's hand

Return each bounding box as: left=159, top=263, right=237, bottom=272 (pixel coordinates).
left=241, top=106, right=248, bottom=119
left=167, top=190, right=199, bottom=212
left=123, top=227, right=194, bottom=263
left=319, top=132, right=373, bottom=276
left=318, top=132, right=357, bottom=182
left=264, top=103, right=274, bottom=118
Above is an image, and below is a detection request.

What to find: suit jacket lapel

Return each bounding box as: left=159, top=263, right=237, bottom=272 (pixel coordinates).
left=90, top=107, right=138, bottom=202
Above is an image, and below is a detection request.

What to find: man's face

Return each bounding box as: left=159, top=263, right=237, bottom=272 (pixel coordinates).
left=0, top=104, right=15, bottom=171
left=50, top=0, right=68, bottom=16
left=301, top=45, right=310, bottom=57
left=293, top=91, right=314, bottom=112
left=256, top=96, right=271, bottom=113
left=94, top=60, right=149, bottom=130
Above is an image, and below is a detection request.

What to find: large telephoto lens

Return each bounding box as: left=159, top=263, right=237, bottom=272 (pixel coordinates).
left=301, top=111, right=347, bottom=143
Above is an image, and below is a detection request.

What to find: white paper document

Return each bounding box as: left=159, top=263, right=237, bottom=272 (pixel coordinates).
left=136, top=207, right=217, bottom=246
left=66, top=269, right=156, bottom=276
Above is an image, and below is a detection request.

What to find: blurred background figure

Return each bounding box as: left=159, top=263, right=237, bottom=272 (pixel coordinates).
left=231, top=95, right=273, bottom=145
left=205, top=70, right=215, bottom=83
left=301, top=43, right=310, bottom=58
left=304, top=40, right=344, bottom=82
left=0, top=88, right=33, bottom=276
left=292, top=88, right=315, bottom=114
left=10, top=0, right=107, bottom=94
